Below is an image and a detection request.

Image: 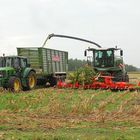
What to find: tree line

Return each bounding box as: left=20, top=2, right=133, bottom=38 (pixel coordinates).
left=68, top=59, right=139, bottom=72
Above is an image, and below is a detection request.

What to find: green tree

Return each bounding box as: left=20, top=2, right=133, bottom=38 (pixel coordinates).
left=68, top=59, right=87, bottom=71
left=68, top=58, right=140, bottom=72
left=125, top=64, right=139, bottom=72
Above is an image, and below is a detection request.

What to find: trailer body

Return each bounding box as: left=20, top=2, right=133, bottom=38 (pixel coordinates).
left=17, top=47, right=68, bottom=86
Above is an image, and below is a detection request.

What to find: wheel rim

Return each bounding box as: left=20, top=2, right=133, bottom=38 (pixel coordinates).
left=14, top=79, right=20, bottom=92
left=29, top=75, right=35, bottom=89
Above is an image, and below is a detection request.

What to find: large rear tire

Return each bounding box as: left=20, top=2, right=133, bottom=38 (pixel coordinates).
left=124, top=73, right=129, bottom=82
left=24, top=71, right=37, bottom=90
left=8, top=77, right=21, bottom=92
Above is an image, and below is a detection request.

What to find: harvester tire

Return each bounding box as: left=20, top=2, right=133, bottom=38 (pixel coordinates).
left=124, top=74, right=129, bottom=82
left=24, top=71, right=37, bottom=90
left=8, top=76, right=21, bottom=92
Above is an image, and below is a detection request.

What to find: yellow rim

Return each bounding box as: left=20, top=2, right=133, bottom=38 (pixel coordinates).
left=29, top=75, right=35, bottom=89
left=14, top=79, right=20, bottom=92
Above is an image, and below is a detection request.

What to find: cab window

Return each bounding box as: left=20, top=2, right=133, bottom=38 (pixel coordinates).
left=6, top=58, right=12, bottom=67
left=13, top=58, right=20, bottom=68
left=20, top=58, right=27, bottom=68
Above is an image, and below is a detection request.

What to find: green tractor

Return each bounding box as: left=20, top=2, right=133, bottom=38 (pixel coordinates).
left=0, top=56, right=36, bottom=92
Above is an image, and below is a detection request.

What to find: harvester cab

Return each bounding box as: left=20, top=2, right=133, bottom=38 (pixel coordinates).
left=0, top=56, right=36, bottom=92
left=84, top=47, right=128, bottom=82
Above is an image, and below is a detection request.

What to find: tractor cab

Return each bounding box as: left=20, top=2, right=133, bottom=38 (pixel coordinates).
left=0, top=56, right=28, bottom=69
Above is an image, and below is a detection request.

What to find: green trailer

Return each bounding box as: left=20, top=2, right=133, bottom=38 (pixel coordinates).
left=17, top=47, right=68, bottom=86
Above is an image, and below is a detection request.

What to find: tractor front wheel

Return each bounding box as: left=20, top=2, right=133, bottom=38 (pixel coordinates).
left=8, top=77, right=21, bottom=92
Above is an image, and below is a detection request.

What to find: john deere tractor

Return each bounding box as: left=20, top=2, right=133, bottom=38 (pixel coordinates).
left=0, top=56, right=36, bottom=92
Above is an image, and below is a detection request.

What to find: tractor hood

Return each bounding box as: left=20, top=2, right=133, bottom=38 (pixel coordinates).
left=0, top=67, right=15, bottom=71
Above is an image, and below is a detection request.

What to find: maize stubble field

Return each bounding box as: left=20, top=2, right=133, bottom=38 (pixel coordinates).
left=0, top=73, right=140, bottom=140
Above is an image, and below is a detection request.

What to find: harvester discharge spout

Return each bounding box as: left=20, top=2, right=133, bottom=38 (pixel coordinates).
left=42, top=33, right=102, bottom=48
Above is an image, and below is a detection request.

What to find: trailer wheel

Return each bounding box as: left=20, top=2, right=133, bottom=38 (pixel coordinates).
left=25, top=71, right=37, bottom=90
left=8, top=77, right=21, bottom=92
left=50, top=77, right=57, bottom=87
left=47, top=75, right=57, bottom=87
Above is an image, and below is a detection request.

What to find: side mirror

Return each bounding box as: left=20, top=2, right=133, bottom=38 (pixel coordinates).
left=84, top=50, right=87, bottom=56
left=120, top=50, right=123, bottom=56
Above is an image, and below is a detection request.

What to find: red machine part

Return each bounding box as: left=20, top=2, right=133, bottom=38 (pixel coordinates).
left=56, top=75, right=137, bottom=91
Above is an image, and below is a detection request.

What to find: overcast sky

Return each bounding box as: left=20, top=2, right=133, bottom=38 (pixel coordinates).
left=0, top=0, right=140, bottom=67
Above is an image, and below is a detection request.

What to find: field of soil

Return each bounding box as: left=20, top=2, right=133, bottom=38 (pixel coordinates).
left=0, top=86, right=140, bottom=139
left=129, top=72, right=140, bottom=83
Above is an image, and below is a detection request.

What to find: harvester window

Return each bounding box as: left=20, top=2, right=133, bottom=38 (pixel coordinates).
left=97, top=51, right=103, bottom=58
left=107, top=50, right=113, bottom=57
left=95, top=51, right=104, bottom=66
left=94, top=50, right=114, bottom=67
left=106, top=50, right=113, bottom=67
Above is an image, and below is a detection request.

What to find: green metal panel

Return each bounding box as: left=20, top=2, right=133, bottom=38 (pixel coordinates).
left=17, top=47, right=68, bottom=75
left=17, top=48, right=43, bottom=74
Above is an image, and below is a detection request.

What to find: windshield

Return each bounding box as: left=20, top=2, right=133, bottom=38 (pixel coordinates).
left=5, top=58, right=13, bottom=67
left=0, top=57, right=13, bottom=67
left=94, top=50, right=114, bottom=67
left=0, top=57, right=20, bottom=68
left=0, top=57, right=27, bottom=68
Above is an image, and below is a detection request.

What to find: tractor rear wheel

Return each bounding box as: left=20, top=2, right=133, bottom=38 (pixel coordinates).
left=25, top=71, right=37, bottom=90
left=8, top=77, right=21, bottom=92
